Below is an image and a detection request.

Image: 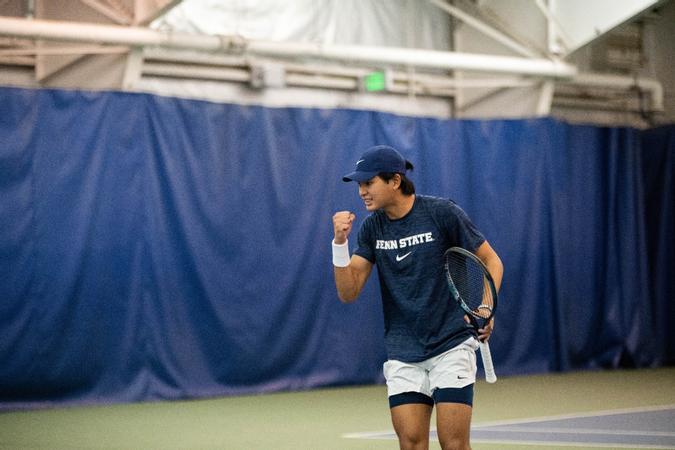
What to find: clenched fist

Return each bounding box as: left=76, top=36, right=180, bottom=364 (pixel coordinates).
left=333, top=211, right=356, bottom=244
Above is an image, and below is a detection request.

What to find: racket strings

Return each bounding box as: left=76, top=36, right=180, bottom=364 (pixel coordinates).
left=446, top=253, right=494, bottom=319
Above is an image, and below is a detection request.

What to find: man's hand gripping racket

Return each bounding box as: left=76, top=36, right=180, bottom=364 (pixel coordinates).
left=444, top=247, right=498, bottom=383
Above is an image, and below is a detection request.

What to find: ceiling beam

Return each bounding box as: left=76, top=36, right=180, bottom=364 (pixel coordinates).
left=0, top=16, right=578, bottom=78
left=78, top=0, right=131, bottom=25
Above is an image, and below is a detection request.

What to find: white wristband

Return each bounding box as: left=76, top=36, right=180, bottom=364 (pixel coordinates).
left=332, top=239, right=350, bottom=267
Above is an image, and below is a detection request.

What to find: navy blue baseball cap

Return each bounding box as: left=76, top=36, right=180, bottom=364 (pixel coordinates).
left=342, top=145, right=408, bottom=182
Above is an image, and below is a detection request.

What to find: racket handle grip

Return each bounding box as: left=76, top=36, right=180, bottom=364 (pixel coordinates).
left=478, top=341, right=497, bottom=383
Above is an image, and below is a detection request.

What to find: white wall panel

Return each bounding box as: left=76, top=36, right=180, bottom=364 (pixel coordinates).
left=152, top=0, right=451, bottom=50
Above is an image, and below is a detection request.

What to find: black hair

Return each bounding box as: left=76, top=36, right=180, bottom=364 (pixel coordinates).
left=379, top=161, right=415, bottom=196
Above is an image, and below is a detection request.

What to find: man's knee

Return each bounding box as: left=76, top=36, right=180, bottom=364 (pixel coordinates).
left=397, top=431, right=429, bottom=450
left=439, top=436, right=470, bottom=450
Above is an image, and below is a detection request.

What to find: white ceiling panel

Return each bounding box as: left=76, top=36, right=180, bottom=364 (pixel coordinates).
left=551, top=0, right=663, bottom=53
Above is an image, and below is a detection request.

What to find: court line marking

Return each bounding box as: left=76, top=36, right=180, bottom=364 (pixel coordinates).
left=343, top=434, right=675, bottom=450
left=342, top=432, right=396, bottom=440
left=481, top=426, right=675, bottom=437
left=343, top=432, right=675, bottom=449
left=342, top=404, right=675, bottom=442
left=470, top=438, right=675, bottom=449
left=471, top=403, right=675, bottom=428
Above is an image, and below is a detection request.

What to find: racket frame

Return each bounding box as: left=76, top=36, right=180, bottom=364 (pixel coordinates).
left=443, top=246, right=499, bottom=383
left=443, top=246, right=498, bottom=325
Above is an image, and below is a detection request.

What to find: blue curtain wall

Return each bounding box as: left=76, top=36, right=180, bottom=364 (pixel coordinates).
left=1, top=87, right=673, bottom=408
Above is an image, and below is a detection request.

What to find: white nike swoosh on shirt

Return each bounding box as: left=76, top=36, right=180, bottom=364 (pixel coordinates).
left=396, top=252, right=413, bottom=262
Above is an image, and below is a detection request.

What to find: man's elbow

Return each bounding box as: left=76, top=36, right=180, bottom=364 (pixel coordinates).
left=493, top=254, right=504, bottom=273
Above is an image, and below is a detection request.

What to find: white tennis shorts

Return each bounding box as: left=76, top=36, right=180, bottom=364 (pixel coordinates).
left=383, top=337, right=479, bottom=398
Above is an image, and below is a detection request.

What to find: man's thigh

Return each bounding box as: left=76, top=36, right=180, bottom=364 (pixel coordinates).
left=390, top=403, right=433, bottom=450
left=435, top=402, right=472, bottom=450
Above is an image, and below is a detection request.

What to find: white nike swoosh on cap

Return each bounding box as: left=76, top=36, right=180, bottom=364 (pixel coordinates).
left=396, top=252, right=413, bottom=262
left=356, top=159, right=365, bottom=166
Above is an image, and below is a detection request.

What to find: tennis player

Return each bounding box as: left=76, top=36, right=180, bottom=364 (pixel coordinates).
left=332, top=145, right=503, bottom=450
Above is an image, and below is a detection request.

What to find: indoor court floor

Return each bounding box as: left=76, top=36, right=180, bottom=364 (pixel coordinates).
left=1, top=367, right=674, bottom=449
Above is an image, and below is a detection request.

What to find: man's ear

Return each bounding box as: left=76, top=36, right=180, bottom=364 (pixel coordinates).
left=391, top=174, right=402, bottom=190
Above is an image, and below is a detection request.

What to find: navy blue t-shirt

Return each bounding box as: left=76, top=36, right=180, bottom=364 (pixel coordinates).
left=354, top=195, right=485, bottom=362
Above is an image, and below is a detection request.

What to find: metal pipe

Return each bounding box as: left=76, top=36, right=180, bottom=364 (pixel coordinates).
left=0, top=16, right=577, bottom=78
left=0, top=45, right=129, bottom=56
left=0, top=16, right=231, bottom=50
left=247, top=41, right=577, bottom=78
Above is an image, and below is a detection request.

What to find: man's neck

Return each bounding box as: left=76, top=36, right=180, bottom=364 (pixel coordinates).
left=383, top=194, right=415, bottom=220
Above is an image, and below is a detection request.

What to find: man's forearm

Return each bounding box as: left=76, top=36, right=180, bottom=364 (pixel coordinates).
left=334, top=265, right=360, bottom=303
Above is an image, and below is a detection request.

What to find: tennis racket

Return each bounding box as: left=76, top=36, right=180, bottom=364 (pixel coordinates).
left=444, top=247, right=498, bottom=383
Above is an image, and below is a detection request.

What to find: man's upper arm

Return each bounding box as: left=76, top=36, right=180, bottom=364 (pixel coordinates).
left=474, top=241, right=503, bottom=292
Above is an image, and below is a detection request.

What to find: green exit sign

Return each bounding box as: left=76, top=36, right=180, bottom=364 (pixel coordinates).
left=364, top=71, right=386, bottom=92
